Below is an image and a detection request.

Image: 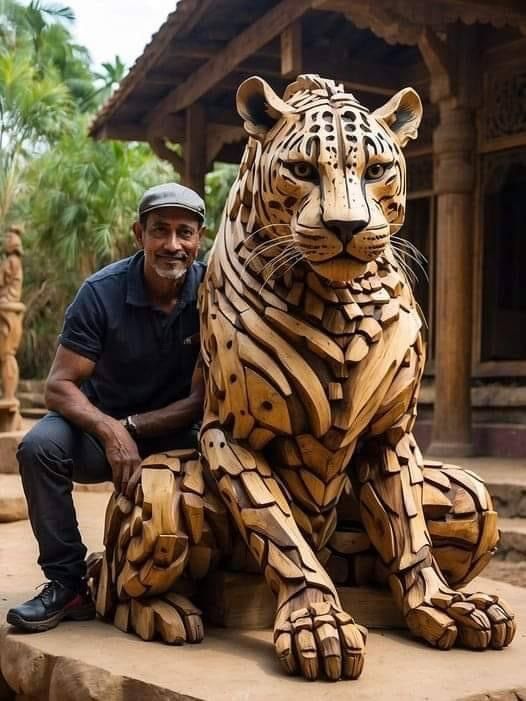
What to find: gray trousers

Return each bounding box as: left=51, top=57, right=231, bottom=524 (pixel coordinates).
left=18, top=412, right=198, bottom=590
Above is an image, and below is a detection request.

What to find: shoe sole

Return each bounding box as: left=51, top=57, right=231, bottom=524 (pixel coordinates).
left=6, top=605, right=96, bottom=633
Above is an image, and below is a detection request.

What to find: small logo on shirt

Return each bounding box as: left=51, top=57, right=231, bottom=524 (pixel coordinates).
left=183, top=333, right=200, bottom=345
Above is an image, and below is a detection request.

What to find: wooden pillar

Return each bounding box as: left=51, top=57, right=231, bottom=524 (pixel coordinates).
left=183, top=102, right=207, bottom=197
left=428, top=104, right=476, bottom=457
left=419, top=26, right=479, bottom=457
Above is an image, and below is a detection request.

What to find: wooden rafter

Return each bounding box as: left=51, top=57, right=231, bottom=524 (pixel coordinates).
left=96, top=123, right=148, bottom=141
left=148, top=136, right=185, bottom=173
left=432, top=0, right=526, bottom=20
left=418, top=28, right=450, bottom=104
left=149, top=0, right=316, bottom=127
left=89, top=0, right=216, bottom=138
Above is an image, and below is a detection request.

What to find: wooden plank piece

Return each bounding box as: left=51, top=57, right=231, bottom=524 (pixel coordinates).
left=131, top=599, right=155, bottom=641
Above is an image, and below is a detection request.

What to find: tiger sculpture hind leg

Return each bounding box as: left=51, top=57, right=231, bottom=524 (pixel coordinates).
left=328, top=458, right=501, bottom=593
left=348, top=437, right=515, bottom=651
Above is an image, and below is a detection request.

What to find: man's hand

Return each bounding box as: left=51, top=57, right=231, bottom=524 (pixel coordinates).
left=97, top=418, right=141, bottom=495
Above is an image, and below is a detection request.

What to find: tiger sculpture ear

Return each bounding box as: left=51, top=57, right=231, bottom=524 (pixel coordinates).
left=236, top=76, right=296, bottom=139
left=373, top=87, right=423, bottom=148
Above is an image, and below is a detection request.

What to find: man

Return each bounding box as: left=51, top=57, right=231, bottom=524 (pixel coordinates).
left=7, top=183, right=206, bottom=632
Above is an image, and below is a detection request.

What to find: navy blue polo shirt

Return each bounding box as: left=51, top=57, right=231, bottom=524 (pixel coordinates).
left=58, top=251, right=205, bottom=418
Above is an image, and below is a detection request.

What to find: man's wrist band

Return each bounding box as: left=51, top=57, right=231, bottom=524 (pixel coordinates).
left=123, top=415, right=138, bottom=438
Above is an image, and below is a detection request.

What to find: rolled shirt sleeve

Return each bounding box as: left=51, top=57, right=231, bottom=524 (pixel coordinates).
left=58, top=282, right=106, bottom=362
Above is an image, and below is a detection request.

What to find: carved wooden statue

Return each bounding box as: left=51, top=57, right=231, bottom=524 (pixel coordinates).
left=92, top=75, right=515, bottom=681
left=0, top=226, right=25, bottom=430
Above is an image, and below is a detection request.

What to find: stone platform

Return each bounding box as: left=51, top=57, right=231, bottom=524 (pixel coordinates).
left=0, top=431, right=25, bottom=476
left=0, top=475, right=26, bottom=523
left=1, top=491, right=525, bottom=701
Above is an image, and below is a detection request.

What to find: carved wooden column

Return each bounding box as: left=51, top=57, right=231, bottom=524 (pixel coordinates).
left=420, top=28, right=478, bottom=457
left=429, top=104, right=476, bottom=456
left=183, top=102, right=207, bottom=197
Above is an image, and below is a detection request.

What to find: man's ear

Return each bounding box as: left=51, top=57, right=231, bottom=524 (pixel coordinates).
left=236, top=76, right=295, bottom=139
left=132, top=221, right=144, bottom=249
left=373, top=87, right=423, bottom=148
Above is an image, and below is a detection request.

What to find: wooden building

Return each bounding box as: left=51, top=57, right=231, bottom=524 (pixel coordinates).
left=90, top=0, right=526, bottom=458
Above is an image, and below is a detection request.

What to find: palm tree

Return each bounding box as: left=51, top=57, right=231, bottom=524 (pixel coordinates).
left=26, top=116, right=173, bottom=270
left=0, top=47, right=72, bottom=224
left=87, top=55, right=127, bottom=107
left=0, top=0, right=93, bottom=108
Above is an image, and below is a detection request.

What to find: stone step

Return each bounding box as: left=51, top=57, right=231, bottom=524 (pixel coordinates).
left=18, top=379, right=45, bottom=394
left=0, top=430, right=26, bottom=475
left=20, top=407, right=47, bottom=419
left=0, top=474, right=27, bottom=522
left=497, top=517, right=526, bottom=562
left=17, top=391, right=45, bottom=409
left=488, top=481, right=526, bottom=518
left=416, top=421, right=526, bottom=458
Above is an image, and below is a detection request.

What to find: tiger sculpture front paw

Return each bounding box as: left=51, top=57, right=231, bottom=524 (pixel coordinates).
left=273, top=588, right=367, bottom=681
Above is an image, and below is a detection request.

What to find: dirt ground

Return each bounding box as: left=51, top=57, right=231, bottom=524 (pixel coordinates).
left=484, top=559, right=526, bottom=588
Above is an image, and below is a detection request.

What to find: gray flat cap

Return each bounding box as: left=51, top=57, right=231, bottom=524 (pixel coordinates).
left=138, top=182, right=205, bottom=222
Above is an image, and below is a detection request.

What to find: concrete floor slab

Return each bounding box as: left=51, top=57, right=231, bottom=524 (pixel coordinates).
left=1, top=491, right=525, bottom=700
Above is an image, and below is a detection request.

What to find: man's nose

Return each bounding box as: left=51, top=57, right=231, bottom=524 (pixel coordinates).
left=163, top=232, right=184, bottom=251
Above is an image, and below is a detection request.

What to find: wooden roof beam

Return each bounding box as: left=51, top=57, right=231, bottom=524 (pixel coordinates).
left=149, top=0, right=317, bottom=128
left=432, top=0, right=526, bottom=21
left=94, top=123, right=147, bottom=141
left=164, top=39, right=280, bottom=61
left=149, top=136, right=185, bottom=172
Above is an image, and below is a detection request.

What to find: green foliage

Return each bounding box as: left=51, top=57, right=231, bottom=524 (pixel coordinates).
left=204, top=162, right=238, bottom=250
left=19, top=117, right=173, bottom=377
left=1, top=0, right=239, bottom=378
left=0, top=0, right=93, bottom=108
left=27, top=117, right=173, bottom=268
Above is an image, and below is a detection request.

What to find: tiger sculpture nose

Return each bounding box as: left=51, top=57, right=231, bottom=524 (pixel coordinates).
left=325, top=218, right=368, bottom=243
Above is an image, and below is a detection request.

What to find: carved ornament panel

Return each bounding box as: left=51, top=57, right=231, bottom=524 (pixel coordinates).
left=484, top=70, right=526, bottom=142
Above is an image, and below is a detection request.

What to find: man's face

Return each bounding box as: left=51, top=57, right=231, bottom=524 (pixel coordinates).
left=133, top=207, right=202, bottom=283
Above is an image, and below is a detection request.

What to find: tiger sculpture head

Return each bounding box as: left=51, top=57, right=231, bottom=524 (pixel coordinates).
left=232, top=74, right=422, bottom=282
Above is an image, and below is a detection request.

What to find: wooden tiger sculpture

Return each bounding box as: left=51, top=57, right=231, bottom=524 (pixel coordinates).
left=92, top=75, right=516, bottom=682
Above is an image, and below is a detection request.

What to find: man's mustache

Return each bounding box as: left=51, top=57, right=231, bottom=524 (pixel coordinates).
left=155, top=253, right=188, bottom=261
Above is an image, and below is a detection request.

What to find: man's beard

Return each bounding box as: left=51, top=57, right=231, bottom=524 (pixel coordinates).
left=153, top=256, right=189, bottom=280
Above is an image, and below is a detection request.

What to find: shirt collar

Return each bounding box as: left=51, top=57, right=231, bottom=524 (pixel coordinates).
left=126, top=251, right=201, bottom=308
left=126, top=251, right=150, bottom=307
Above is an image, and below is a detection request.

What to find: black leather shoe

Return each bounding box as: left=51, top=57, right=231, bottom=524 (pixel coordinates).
left=6, top=580, right=96, bottom=632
